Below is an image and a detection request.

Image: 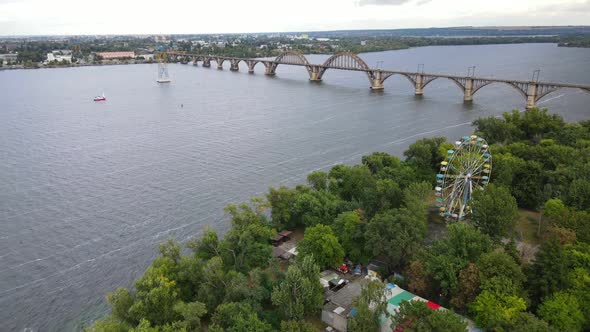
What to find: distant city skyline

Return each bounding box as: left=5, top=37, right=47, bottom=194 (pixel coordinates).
left=1, top=0, right=589, bottom=36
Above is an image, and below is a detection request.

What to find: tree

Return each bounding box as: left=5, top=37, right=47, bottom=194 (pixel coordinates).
left=297, top=224, right=344, bottom=269
left=220, top=200, right=273, bottom=272
left=348, top=280, right=388, bottom=332
left=567, top=179, right=590, bottom=211
left=173, top=301, right=207, bottom=331
left=280, top=320, right=316, bottom=332
left=267, top=186, right=298, bottom=229
left=510, top=313, right=557, bottom=332
left=537, top=292, right=585, bottom=332
left=477, top=251, right=525, bottom=291
left=450, top=263, right=480, bottom=312
left=404, top=137, right=451, bottom=182
left=271, top=256, right=323, bottom=320
left=210, top=302, right=272, bottom=332
left=307, top=171, right=328, bottom=191
left=405, top=260, right=431, bottom=297
left=424, top=223, right=493, bottom=298
left=470, top=289, right=527, bottom=330
left=128, top=266, right=180, bottom=326
left=331, top=211, right=367, bottom=262
left=473, top=116, right=516, bottom=144
left=471, top=184, right=519, bottom=240
left=365, top=208, right=426, bottom=271
left=527, top=238, right=569, bottom=306
left=543, top=198, right=566, bottom=221
left=107, top=287, right=135, bottom=325
left=85, top=316, right=130, bottom=332
left=391, top=300, right=467, bottom=332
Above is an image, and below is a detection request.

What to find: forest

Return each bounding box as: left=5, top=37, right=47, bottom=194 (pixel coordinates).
left=87, top=108, right=590, bottom=332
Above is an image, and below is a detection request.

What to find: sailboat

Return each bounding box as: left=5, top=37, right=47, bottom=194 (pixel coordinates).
left=157, top=61, right=171, bottom=83
left=93, top=92, right=106, bottom=101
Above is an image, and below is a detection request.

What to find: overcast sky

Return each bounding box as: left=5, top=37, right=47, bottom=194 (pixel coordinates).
left=1, top=0, right=589, bottom=35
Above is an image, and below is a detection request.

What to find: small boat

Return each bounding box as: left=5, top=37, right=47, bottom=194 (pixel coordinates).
left=93, top=92, right=106, bottom=101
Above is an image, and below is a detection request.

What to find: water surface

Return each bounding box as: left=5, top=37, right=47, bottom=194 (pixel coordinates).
left=0, top=43, right=589, bottom=331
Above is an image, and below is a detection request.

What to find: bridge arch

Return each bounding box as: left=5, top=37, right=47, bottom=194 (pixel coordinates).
left=380, top=73, right=418, bottom=89
left=318, top=52, right=372, bottom=81
left=274, top=50, right=310, bottom=66
left=472, top=81, right=528, bottom=99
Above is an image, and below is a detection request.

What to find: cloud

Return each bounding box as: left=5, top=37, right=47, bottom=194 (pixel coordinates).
left=357, top=0, right=412, bottom=6
left=416, top=0, right=432, bottom=5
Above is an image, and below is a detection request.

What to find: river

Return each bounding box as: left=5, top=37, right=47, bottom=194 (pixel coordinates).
left=0, top=43, right=589, bottom=331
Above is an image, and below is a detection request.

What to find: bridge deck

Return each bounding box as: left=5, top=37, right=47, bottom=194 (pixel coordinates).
left=168, top=53, right=590, bottom=90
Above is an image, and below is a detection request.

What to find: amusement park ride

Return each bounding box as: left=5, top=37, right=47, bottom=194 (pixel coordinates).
left=155, top=36, right=171, bottom=83
left=435, top=135, right=492, bottom=221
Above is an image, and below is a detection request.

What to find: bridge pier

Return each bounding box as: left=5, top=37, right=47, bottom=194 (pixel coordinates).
left=415, top=74, right=424, bottom=95
left=246, top=60, right=257, bottom=73
left=464, top=78, right=474, bottom=102
left=369, top=70, right=384, bottom=90
left=308, top=65, right=322, bottom=81
left=264, top=63, right=276, bottom=76
left=202, top=59, right=211, bottom=67
left=229, top=60, right=240, bottom=71
left=526, top=83, right=538, bottom=110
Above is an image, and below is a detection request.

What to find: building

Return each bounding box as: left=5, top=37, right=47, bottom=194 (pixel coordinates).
left=321, top=277, right=481, bottom=332
left=137, top=54, right=155, bottom=61
left=46, top=53, right=72, bottom=63
left=0, top=53, right=18, bottom=65
left=96, top=51, right=135, bottom=59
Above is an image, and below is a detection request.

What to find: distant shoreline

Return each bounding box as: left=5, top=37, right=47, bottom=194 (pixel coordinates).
left=1, top=42, right=587, bottom=72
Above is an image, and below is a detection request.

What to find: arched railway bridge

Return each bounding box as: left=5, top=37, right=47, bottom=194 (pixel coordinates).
left=167, top=51, right=590, bottom=110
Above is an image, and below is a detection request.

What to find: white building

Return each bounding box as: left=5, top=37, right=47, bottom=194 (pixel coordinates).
left=46, top=53, right=72, bottom=63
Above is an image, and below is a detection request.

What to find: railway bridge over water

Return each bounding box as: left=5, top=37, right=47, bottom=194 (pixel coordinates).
left=167, top=51, right=590, bottom=110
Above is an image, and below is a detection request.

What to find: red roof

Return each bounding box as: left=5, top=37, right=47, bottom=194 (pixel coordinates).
left=426, top=301, right=441, bottom=310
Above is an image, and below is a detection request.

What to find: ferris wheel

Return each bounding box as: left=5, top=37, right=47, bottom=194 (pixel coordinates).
left=435, top=135, right=491, bottom=221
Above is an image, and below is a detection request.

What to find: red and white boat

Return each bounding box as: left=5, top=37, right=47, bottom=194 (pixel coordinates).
left=93, top=92, right=106, bottom=101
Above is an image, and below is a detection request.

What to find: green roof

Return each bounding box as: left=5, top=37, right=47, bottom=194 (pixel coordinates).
left=387, top=291, right=415, bottom=306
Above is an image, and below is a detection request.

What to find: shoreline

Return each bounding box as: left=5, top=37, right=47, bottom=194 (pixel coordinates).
left=1, top=42, right=585, bottom=72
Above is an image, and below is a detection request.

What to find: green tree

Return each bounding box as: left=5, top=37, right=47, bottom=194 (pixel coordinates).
left=543, top=198, right=566, bottom=221
left=477, top=251, right=525, bottom=291
left=538, top=292, right=585, bottom=332
left=567, top=179, right=590, bottom=211
left=510, top=313, right=556, bottom=332
left=331, top=211, right=367, bottom=262
left=221, top=200, right=273, bottom=272
left=391, top=300, right=467, bottom=332
left=307, top=170, right=329, bottom=191
left=450, top=263, right=480, bottom=312
left=365, top=208, right=426, bottom=271
left=271, top=256, right=323, bottom=320
left=107, top=287, right=135, bottom=325
left=85, top=316, right=130, bottom=332
left=128, top=266, right=180, bottom=325
left=266, top=186, right=298, bottom=229
left=470, top=289, right=527, bottom=330
left=210, top=302, right=272, bottom=332
left=348, top=280, right=388, bottom=332
left=279, top=320, right=316, bottom=332
left=471, top=184, right=519, bottom=240
left=424, top=223, right=493, bottom=298
left=297, top=224, right=344, bottom=269
left=473, top=116, right=516, bottom=144
left=173, top=301, right=207, bottom=331
left=527, top=238, right=569, bottom=306
left=404, top=137, right=451, bottom=182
